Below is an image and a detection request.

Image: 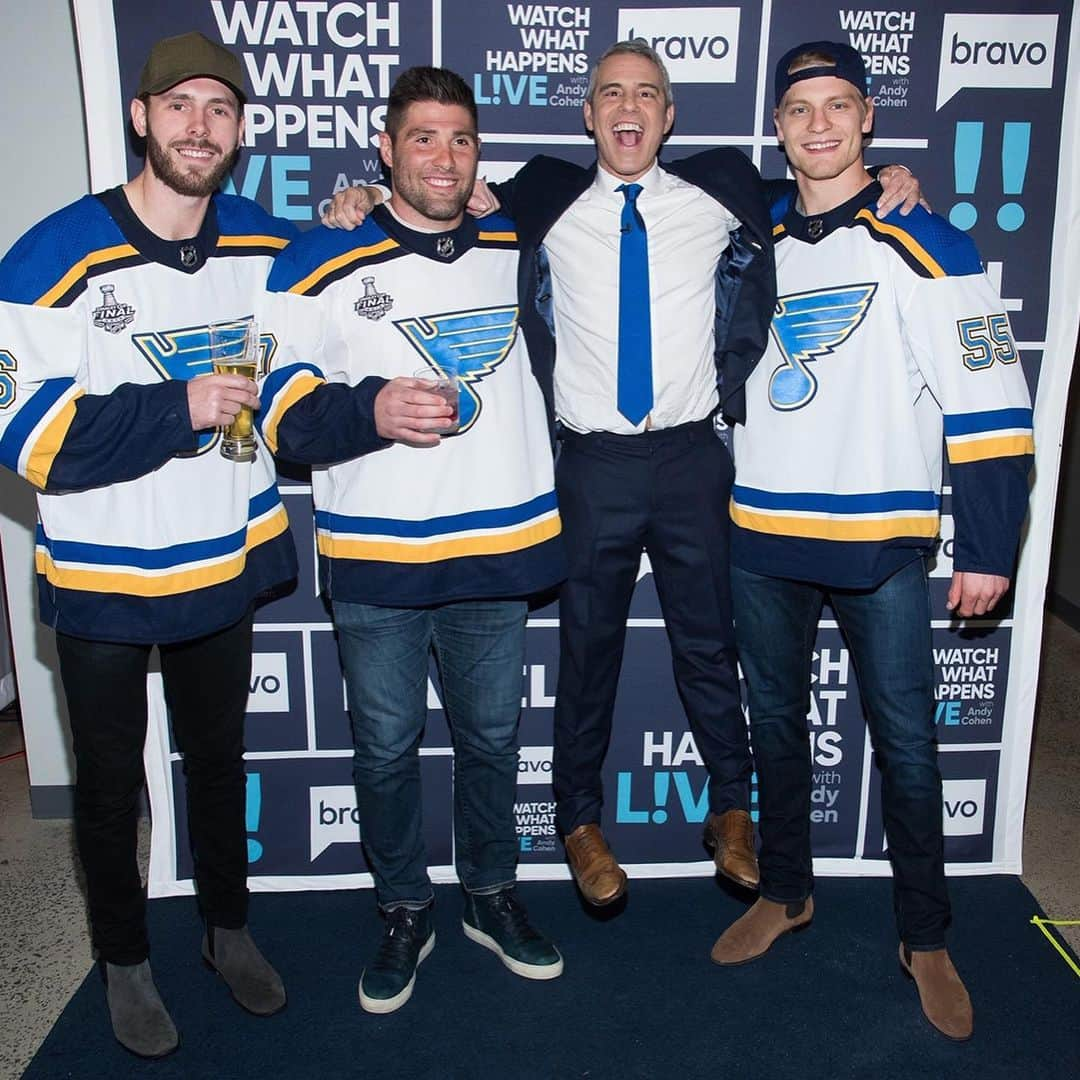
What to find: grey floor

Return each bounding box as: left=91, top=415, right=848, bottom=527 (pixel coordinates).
left=0, top=615, right=1077, bottom=1079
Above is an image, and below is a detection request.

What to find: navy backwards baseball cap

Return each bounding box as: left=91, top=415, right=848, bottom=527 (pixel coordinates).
left=774, top=41, right=868, bottom=108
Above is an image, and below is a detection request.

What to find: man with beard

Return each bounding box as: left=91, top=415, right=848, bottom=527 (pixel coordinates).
left=257, top=67, right=565, bottom=1015
left=0, top=33, right=297, bottom=1057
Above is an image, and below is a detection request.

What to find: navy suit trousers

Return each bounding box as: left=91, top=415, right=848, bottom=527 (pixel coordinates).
left=552, top=417, right=752, bottom=836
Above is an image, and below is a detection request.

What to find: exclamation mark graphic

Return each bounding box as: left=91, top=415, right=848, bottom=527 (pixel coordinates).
left=246, top=772, right=264, bottom=863
left=652, top=771, right=670, bottom=824
left=949, top=121, right=983, bottom=231
left=998, top=122, right=1030, bottom=232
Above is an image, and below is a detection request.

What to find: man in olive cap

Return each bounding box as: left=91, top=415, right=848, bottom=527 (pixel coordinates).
left=0, top=31, right=298, bottom=1057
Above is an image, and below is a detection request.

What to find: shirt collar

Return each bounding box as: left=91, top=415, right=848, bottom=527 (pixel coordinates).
left=593, top=160, right=664, bottom=199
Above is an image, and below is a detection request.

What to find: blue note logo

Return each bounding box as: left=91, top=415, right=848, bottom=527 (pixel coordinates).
left=768, top=284, right=877, bottom=410
left=132, top=323, right=277, bottom=453
left=394, top=306, right=519, bottom=434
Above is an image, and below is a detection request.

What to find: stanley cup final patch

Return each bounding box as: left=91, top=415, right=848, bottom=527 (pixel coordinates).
left=354, top=276, right=394, bottom=320
left=91, top=284, right=136, bottom=333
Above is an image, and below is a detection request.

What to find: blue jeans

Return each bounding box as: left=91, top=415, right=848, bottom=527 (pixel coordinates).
left=333, top=598, right=526, bottom=910
left=731, top=558, right=950, bottom=950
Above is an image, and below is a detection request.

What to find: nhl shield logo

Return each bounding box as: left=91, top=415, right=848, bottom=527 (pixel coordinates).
left=354, top=276, right=394, bottom=321
left=92, top=284, right=136, bottom=334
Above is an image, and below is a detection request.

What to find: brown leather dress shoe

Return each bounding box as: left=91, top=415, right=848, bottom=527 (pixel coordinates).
left=703, top=810, right=760, bottom=890
left=710, top=896, right=813, bottom=965
left=899, top=945, right=974, bottom=1041
left=564, top=824, right=627, bottom=906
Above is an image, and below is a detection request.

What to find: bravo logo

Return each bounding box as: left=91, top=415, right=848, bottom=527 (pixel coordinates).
left=936, top=13, right=1057, bottom=109
left=942, top=778, right=987, bottom=837
left=518, top=745, right=554, bottom=785
left=617, top=8, right=740, bottom=84
left=309, top=785, right=361, bottom=859
left=247, top=652, right=290, bottom=713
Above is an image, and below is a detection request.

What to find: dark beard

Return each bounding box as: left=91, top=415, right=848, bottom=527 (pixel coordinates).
left=146, top=131, right=236, bottom=198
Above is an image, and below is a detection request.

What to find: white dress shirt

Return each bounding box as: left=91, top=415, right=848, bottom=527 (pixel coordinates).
left=544, top=161, right=741, bottom=434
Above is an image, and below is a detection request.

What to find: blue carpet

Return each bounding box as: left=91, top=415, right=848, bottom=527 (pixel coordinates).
left=24, top=876, right=1079, bottom=1079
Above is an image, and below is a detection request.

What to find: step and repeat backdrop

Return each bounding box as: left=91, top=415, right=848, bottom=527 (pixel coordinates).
left=67, top=0, right=1078, bottom=894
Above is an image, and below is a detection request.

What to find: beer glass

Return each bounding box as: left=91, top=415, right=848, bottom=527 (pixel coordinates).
left=209, top=318, right=258, bottom=462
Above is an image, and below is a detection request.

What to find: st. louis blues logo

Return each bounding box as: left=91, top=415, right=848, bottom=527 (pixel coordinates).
left=132, top=321, right=277, bottom=453
left=768, top=284, right=877, bottom=410
left=394, top=306, right=519, bottom=434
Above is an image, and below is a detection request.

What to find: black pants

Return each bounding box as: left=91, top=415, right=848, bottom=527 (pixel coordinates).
left=56, top=613, right=254, bottom=965
left=552, top=419, right=752, bottom=836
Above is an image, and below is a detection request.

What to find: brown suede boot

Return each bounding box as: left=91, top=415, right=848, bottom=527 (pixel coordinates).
left=564, top=824, right=627, bottom=906
left=899, top=944, right=974, bottom=1041
left=703, top=810, right=760, bottom=890
left=710, top=896, right=813, bottom=965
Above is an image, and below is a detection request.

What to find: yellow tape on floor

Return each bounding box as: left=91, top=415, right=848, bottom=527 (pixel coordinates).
left=1031, top=916, right=1080, bottom=977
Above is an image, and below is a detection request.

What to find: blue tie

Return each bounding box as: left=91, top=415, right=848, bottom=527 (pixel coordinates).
left=616, top=182, right=653, bottom=425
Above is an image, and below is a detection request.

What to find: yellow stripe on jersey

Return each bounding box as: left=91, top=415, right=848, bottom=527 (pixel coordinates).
left=36, top=243, right=140, bottom=307
left=217, top=234, right=291, bottom=251
left=25, top=391, right=81, bottom=489
left=35, top=505, right=290, bottom=597
left=262, top=372, right=325, bottom=453
left=773, top=222, right=786, bottom=238
left=854, top=210, right=946, bottom=278
left=477, top=230, right=518, bottom=243
left=947, top=433, right=1035, bottom=464
left=289, top=239, right=400, bottom=295
left=730, top=501, right=940, bottom=542
left=318, top=514, right=562, bottom=564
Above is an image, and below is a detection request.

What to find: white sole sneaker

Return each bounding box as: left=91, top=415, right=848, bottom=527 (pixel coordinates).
left=461, top=921, right=564, bottom=980
left=358, top=932, right=435, bottom=1014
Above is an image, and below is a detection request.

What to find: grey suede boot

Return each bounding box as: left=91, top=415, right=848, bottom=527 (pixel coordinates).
left=202, top=925, right=287, bottom=1016
left=104, top=960, right=179, bottom=1059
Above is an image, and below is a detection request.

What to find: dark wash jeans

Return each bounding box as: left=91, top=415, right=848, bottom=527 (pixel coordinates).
left=731, top=557, right=950, bottom=950
left=333, top=598, right=526, bottom=911
left=56, top=614, right=253, bottom=965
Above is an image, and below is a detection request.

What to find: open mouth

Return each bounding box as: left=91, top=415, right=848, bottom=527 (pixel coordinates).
left=802, top=140, right=842, bottom=154
left=172, top=143, right=220, bottom=162
left=613, top=122, right=644, bottom=148
left=423, top=176, right=459, bottom=190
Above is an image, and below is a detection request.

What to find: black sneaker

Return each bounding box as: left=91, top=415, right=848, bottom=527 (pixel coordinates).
left=358, top=906, right=435, bottom=1014
left=463, top=888, right=563, bottom=980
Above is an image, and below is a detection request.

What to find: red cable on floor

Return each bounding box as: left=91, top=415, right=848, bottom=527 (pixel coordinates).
left=0, top=749, right=26, bottom=763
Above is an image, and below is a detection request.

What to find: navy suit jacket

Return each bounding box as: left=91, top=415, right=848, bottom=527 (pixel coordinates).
left=491, top=149, right=778, bottom=429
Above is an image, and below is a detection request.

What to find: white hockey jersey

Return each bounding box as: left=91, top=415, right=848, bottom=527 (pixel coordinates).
left=259, top=206, right=564, bottom=607
left=731, top=182, right=1033, bottom=589
left=0, top=189, right=298, bottom=642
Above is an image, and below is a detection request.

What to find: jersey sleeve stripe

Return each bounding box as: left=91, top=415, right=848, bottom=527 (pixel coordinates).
left=946, top=433, right=1035, bottom=463
left=259, top=366, right=326, bottom=453
left=0, top=379, right=80, bottom=482
left=476, top=230, right=518, bottom=243
left=35, top=244, right=141, bottom=307
left=317, top=512, right=561, bottom=564
left=943, top=407, right=1033, bottom=436
left=24, top=395, right=81, bottom=489
left=854, top=211, right=946, bottom=278
left=288, top=239, right=400, bottom=296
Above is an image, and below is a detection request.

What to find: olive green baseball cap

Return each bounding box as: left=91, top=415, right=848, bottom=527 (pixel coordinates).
left=137, top=31, right=247, bottom=105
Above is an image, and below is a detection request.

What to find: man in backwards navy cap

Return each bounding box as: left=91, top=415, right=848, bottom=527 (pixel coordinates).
left=0, top=32, right=298, bottom=1056
left=711, top=41, right=1033, bottom=1042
